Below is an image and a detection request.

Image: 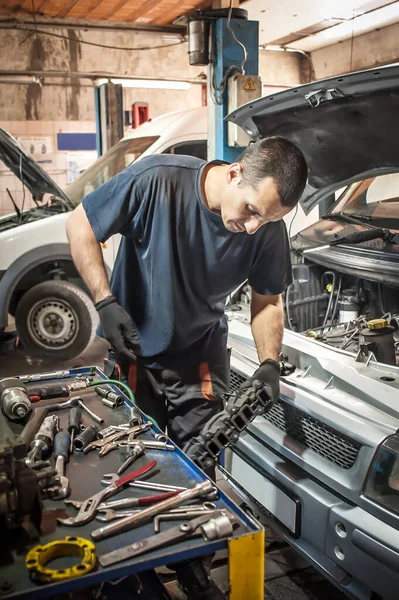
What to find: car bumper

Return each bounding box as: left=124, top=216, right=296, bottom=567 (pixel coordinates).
left=221, top=432, right=399, bottom=600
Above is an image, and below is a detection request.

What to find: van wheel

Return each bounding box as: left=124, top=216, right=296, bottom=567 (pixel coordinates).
left=15, top=280, right=98, bottom=361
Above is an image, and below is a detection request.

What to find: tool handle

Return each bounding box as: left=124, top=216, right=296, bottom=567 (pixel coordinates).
left=28, top=384, right=70, bottom=400
left=54, top=431, right=71, bottom=461
left=116, top=459, right=157, bottom=487
left=68, top=407, right=82, bottom=434
left=137, top=491, right=178, bottom=505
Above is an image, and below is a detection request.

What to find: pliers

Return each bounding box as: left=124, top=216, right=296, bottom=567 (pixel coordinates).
left=84, top=424, right=150, bottom=455
left=57, top=459, right=157, bottom=526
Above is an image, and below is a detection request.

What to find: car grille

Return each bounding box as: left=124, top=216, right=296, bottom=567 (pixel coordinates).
left=228, top=369, right=360, bottom=470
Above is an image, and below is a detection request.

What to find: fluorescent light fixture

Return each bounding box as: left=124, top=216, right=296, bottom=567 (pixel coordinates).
left=262, top=45, right=285, bottom=51
left=94, top=78, right=191, bottom=90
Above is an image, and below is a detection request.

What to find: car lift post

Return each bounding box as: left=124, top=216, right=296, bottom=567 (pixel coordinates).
left=207, top=10, right=259, bottom=162
left=207, top=11, right=264, bottom=600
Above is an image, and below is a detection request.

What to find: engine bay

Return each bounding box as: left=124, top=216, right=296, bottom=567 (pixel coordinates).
left=227, top=264, right=399, bottom=368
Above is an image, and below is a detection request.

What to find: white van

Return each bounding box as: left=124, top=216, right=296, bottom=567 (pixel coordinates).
left=0, top=106, right=313, bottom=360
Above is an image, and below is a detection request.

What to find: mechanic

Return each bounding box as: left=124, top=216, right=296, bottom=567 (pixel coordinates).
left=66, top=137, right=307, bottom=599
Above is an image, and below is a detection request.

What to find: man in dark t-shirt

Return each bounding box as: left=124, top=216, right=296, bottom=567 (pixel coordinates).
left=67, top=136, right=307, bottom=598
left=67, top=136, right=307, bottom=446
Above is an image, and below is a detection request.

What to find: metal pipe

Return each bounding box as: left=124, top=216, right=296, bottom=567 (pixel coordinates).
left=0, top=70, right=204, bottom=85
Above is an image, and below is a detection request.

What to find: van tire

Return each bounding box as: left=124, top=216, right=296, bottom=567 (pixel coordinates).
left=15, top=280, right=98, bottom=361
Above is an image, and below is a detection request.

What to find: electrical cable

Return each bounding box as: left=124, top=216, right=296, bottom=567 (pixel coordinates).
left=6, top=26, right=187, bottom=51
left=209, top=0, right=249, bottom=105
left=226, top=0, right=247, bottom=75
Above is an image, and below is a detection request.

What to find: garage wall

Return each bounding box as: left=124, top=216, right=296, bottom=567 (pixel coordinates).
left=0, top=27, right=302, bottom=216
left=311, top=21, right=399, bottom=79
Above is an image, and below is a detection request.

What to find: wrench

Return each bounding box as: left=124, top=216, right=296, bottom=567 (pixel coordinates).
left=91, top=480, right=215, bottom=541
left=99, top=510, right=236, bottom=566
left=101, top=473, right=187, bottom=493
left=76, top=398, right=104, bottom=425
left=65, top=490, right=179, bottom=512
left=97, top=501, right=217, bottom=523
left=153, top=509, right=218, bottom=532
left=57, top=460, right=157, bottom=526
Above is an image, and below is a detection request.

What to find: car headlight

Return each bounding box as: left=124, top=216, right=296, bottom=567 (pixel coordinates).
left=364, top=435, right=399, bottom=515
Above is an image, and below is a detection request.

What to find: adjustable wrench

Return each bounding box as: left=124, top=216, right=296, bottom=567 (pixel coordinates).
left=57, top=459, right=157, bottom=526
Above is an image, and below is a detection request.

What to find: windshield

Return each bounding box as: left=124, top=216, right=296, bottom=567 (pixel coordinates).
left=65, top=136, right=159, bottom=206
left=332, top=172, right=399, bottom=226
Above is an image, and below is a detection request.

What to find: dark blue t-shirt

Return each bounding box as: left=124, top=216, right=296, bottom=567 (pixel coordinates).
left=82, top=155, right=292, bottom=360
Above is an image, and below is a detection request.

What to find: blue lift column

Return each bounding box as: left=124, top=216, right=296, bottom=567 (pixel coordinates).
left=207, top=14, right=259, bottom=162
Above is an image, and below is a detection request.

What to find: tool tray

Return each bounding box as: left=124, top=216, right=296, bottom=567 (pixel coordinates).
left=1, top=366, right=261, bottom=599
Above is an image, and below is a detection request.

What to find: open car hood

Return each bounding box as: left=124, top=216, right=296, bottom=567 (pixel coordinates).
left=226, top=65, right=399, bottom=197
left=0, top=129, right=73, bottom=208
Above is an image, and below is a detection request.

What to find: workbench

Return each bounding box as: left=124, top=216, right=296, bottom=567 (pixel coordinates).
left=0, top=366, right=264, bottom=600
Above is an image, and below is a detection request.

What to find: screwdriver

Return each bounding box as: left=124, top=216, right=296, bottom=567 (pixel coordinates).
left=68, top=406, right=82, bottom=453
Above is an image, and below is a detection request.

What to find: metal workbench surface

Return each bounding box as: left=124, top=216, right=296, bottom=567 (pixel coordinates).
left=0, top=366, right=261, bottom=599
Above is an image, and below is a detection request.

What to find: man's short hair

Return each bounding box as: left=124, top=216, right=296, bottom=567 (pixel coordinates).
left=236, top=136, right=308, bottom=208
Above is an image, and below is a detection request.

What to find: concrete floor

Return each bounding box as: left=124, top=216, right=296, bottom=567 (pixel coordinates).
left=1, top=334, right=346, bottom=600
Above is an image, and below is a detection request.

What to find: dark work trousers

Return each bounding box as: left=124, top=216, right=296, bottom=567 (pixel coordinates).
left=103, top=345, right=229, bottom=461
left=104, top=345, right=229, bottom=592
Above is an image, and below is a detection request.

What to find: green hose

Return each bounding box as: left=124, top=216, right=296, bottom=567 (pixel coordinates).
left=90, top=378, right=160, bottom=429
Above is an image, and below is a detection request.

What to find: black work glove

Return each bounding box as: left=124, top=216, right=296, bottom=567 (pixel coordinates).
left=239, top=358, right=280, bottom=406
left=95, top=295, right=141, bottom=362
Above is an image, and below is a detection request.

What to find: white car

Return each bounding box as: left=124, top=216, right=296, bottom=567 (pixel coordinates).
left=220, top=64, right=399, bottom=600
left=0, top=109, right=208, bottom=360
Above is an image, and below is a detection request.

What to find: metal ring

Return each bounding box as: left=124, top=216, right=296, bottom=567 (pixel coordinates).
left=25, top=536, right=96, bottom=583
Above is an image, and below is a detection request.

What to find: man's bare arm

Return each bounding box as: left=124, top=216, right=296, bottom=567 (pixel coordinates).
left=250, top=290, right=284, bottom=363
left=66, top=204, right=111, bottom=303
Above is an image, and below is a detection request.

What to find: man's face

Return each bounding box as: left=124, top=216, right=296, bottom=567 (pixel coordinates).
left=220, top=163, right=291, bottom=235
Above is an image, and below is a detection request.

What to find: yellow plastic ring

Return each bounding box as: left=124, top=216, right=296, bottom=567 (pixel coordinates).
left=26, top=536, right=96, bottom=583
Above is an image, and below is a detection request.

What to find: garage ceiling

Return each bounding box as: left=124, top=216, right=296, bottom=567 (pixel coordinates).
left=1, top=0, right=399, bottom=50
left=0, top=0, right=209, bottom=27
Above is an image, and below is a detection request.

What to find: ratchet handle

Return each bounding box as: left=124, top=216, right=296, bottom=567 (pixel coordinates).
left=116, top=459, right=157, bottom=487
